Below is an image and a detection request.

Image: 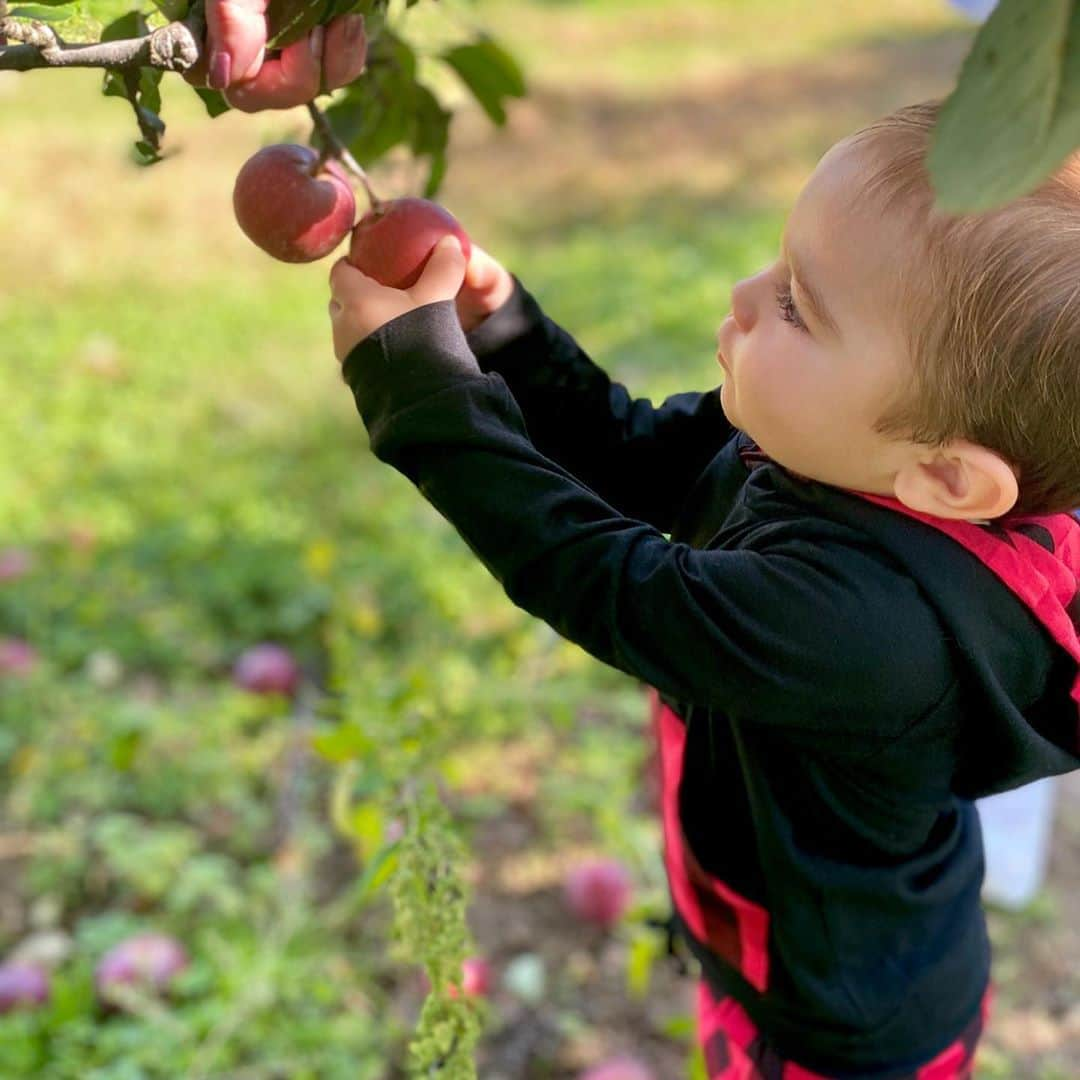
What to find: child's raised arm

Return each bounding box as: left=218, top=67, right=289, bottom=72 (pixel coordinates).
left=330, top=256, right=949, bottom=738
left=332, top=238, right=736, bottom=533
left=462, top=266, right=733, bottom=535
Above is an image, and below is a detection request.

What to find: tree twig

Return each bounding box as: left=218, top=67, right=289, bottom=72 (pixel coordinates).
left=0, top=3, right=205, bottom=73
left=306, top=98, right=382, bottom=209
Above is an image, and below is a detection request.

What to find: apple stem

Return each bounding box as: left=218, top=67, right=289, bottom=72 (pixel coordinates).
left=305, top=100, right=383, bottom=210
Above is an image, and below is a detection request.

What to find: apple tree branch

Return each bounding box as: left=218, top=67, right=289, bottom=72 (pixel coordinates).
left=0, top=3, right=205, bottom=73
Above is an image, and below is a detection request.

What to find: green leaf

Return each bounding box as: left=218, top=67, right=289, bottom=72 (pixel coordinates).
left=265, top=0, right=326, bottom=49
left=929, top=0, right=1080, bottom=211
left=98, top=9, right=147, bottom=43
left=83, top=0, right=148, bottom=26
left=325, top=29, right=418, bottom=167
left=149, top=0, right=188, bottom=19
left=350, top=841, right=398, bottom=905
left=133, top=139, right=163, bottom=165
left=625, top=927, right=662, bottom=999
left=102, top=69, right=121, bottom=98
left=192, top=86, right=231, bottom=118
left=138, top=65, right=163, bottom=116
left=412, top=84, right=451, bottom=197
left=6, top=0, right=79, bottom=6
left=6, top=6, right=72, bottom=20
left=265, top=0, right=359, bottom=49
left=440, top=35, right=526, bottom=127
left=660, top=1013, right=696, bottom=1040
left=312, top=720, right=375, bottom=762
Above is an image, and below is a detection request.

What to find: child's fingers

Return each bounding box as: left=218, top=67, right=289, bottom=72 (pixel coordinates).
left=411, top=236, right=468, bottom=303
left=329, top=256, right=385, bottom=302
left=463, top=244, right=500, bottom=291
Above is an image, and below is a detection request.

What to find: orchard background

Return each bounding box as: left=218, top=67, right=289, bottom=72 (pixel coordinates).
left=3, top=0, right=1080, bottom=1077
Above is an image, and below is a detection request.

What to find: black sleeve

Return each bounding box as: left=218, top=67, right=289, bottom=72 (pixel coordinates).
left=341, top=302, right=952, bottom=735
left=463, top=277, right=734, bottom=533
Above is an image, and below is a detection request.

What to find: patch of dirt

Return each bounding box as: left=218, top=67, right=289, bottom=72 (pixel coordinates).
left=465, top=801, right=694, bottom=1079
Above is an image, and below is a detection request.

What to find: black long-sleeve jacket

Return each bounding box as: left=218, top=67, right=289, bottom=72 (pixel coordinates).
left=341, top=279, right=1080, bottom=1075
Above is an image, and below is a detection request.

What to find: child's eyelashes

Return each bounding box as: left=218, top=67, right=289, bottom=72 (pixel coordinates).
left=774, top=282, right=808, bottom=333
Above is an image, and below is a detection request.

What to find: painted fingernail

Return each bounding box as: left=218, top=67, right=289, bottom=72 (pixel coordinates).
left=208, top=49, right=231, bottom=90
left=346, top=15, right=365, bottom=42
left=310, top=25, right=325, bottom=61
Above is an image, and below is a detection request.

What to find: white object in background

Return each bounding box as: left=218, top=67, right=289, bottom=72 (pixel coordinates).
left=976, top=777, right=1057, bottom=909
left=947, top=0, right=999, bottom=21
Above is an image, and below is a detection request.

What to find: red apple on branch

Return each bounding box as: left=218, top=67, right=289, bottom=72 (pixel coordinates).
left=233, top=144, right=356, bottom=263
left=348, top=197, right=472, bottom=289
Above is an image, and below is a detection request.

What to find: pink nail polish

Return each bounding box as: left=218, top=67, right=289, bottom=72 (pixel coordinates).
left=310, top=25, right=325, bottom=61
left=208, top=50, right=231, bottom=90
left=347, top=15, right=365, bottom=42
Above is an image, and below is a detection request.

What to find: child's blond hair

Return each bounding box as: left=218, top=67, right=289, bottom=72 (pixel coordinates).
left=846, top=99, right=1080, bottom=516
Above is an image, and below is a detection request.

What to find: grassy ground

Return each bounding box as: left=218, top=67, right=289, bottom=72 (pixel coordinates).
left=3, top=0, right=1079, bottom=1076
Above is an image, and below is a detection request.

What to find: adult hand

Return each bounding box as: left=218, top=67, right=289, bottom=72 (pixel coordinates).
left=183, top=2, right=367, bottom=113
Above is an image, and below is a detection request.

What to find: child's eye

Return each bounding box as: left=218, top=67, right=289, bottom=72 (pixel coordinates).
left=774, top=282, right=808, bottom=332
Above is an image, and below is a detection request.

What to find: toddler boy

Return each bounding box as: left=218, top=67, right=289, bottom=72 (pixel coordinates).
left=328, top=99, right=1080, bottom=1077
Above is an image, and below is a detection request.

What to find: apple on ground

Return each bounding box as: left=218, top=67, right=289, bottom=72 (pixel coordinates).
left=0, top=638, right=38, bottom=678
left=420, top=955, right=492, bottom=999
left=348, top=197, right=472, bottom=290
left=0, top=547, right=32, bottom=581
left=94, top=933, right=188, bottom=1003
left=232, top=642, right=301, bottom=697
left=565, top=858, right=633, bottom=929
left=233, top=144, right=356, bottom=264
left=0, top=962, right=50, bottom=1014
left=579, top=1057, right=656, bottom=1080
left=453, top=956, right=492, bottom=998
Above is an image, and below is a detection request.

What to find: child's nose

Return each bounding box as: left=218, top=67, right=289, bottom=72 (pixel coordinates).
left=731, top=278, right=756, bottom=334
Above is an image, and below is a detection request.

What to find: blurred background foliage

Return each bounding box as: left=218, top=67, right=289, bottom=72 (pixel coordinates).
left=3, top=1, right=1078, bottom=1077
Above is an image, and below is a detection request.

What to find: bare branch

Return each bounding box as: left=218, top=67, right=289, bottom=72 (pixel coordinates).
left=0, top=5, right=205, bottom=74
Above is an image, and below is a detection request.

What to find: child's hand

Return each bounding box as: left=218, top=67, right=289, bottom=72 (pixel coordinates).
left=328, top=236, right=467, bottom=363
left=456, top=245, right=515, bottom=333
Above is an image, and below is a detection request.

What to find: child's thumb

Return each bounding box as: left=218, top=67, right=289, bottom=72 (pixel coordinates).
left=415, top=235, right=467, bottom=298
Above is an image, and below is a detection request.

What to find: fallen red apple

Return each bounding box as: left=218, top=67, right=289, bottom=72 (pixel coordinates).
left=451, top=956, right=492, bottom=999
left=348, top=197, right=472, bottom=289
left=0, top=962, right=50, bottom=1014
left=94, top=933, right=188, bottom=1001
left=0, top=637, right=38, bottom=678
left=0, top=547, right=32, bottom=582
left=421, top=955, right=492, bottom=999
left=579, top=1056, right=656, bottom=1080
left=233, top=144, right=356, bottom=263
left=232, top=643, right=301, bottom=697
left=565, top=858, right=633, bottom=929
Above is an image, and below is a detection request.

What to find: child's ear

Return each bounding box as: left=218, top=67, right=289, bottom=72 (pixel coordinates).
left=893, top=440, right=1020, bottom=521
